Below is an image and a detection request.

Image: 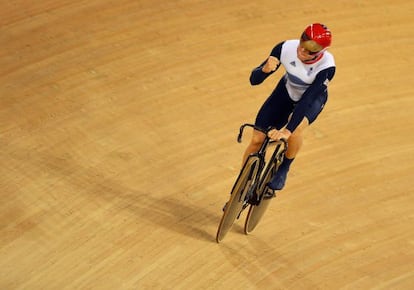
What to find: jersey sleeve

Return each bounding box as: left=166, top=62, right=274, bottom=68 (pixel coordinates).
left=249, top=42, right=284, bottom=85
left=286, top=66, right=336, bottom=132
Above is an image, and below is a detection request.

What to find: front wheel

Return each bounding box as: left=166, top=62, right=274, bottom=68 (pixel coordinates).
left=244, top=157, right=278, bottom=234
left=244, top=193, right=274, bottom=234
left=216, top=155, right=260, bottom=243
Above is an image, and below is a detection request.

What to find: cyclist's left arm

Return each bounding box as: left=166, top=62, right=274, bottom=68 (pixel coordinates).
left=285, top=67, right=336, bottom=133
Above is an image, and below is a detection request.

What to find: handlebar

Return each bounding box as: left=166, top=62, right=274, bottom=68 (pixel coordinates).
left=237, top=123, right=288, bottom=148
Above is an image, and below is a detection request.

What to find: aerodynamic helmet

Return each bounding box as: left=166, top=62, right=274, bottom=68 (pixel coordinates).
left=300, top=23, right=332, bottom=53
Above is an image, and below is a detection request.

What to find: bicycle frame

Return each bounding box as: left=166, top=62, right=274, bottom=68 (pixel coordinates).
left=216, top=123, right=288, bottom=242
left=237, top=123, right=287, bottom=205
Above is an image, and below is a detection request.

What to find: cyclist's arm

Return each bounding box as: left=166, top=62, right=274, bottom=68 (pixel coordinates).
left=286, top=67, right=336, bottom=132
left=249, top=42, right=284, bottom=85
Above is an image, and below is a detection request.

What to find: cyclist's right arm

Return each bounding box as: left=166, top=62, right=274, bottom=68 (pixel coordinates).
left=249, top=42, right=284, bottom=85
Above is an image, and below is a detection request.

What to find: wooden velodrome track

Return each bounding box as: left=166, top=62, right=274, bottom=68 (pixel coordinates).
left=1, top=0, right=413, bottom=289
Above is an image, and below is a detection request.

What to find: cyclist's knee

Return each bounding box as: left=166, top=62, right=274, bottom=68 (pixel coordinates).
left=290, top=129, right=303, bottom=139
left=250, top=131, right=265, bottom=148
left=247, top=141, right=261, bottom=153
left=291, top=118, right=309, bottom=137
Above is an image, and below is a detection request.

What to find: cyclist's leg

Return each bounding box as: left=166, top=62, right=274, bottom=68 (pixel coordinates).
left=286, top=117, right=308, bottom=158
left=241, top=130, right=265, bottom=167
left=243, top=78, right=293, bottom=166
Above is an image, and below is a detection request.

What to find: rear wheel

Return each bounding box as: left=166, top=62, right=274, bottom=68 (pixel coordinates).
left=244, top=161, right=276, bottom=234
left=244, top=141, right=286, bottom=234
left=216, top=155, right=260, bottom=243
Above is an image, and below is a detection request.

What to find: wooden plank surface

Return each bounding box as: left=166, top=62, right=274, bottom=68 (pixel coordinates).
left=1, top=0, right=413, bottom=289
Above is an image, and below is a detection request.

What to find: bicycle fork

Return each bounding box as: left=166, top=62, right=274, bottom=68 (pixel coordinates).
left=235, top=160, right=264, bottom=218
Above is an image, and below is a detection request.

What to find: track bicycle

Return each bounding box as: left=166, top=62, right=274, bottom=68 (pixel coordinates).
left=216, top=124, right=288, bottom=243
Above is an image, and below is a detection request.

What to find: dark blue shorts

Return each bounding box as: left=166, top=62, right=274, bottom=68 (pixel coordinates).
left=255, top=78, right=327, bottom=131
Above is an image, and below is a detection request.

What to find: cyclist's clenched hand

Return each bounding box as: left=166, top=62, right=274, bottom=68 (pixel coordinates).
left=261, top=56, right=279, bottom=73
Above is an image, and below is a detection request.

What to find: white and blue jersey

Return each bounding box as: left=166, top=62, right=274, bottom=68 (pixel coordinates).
left=250, top=40, right=336, bottom=132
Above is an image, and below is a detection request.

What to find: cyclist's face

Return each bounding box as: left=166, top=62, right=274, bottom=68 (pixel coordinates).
left=297, top=43, right=322, bottom=62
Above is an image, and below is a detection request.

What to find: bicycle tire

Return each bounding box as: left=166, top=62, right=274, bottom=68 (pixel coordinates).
left=244, top=162, right=276, bottom=234
left=216, top=155, right=260, bottom=243
left=244, top=143, right=284, bottom=234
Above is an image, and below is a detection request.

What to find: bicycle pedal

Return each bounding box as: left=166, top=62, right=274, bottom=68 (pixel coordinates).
left=263, top=189, right=276, bottom=199
left=251, top=194, right=262, bottom=205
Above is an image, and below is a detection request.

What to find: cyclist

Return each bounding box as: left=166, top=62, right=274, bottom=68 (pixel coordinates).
left=243, top=23, right=336, bottom=195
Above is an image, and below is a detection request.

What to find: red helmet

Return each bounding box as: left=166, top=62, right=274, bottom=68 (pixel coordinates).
left=301, top=23, right=332, bottom=52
